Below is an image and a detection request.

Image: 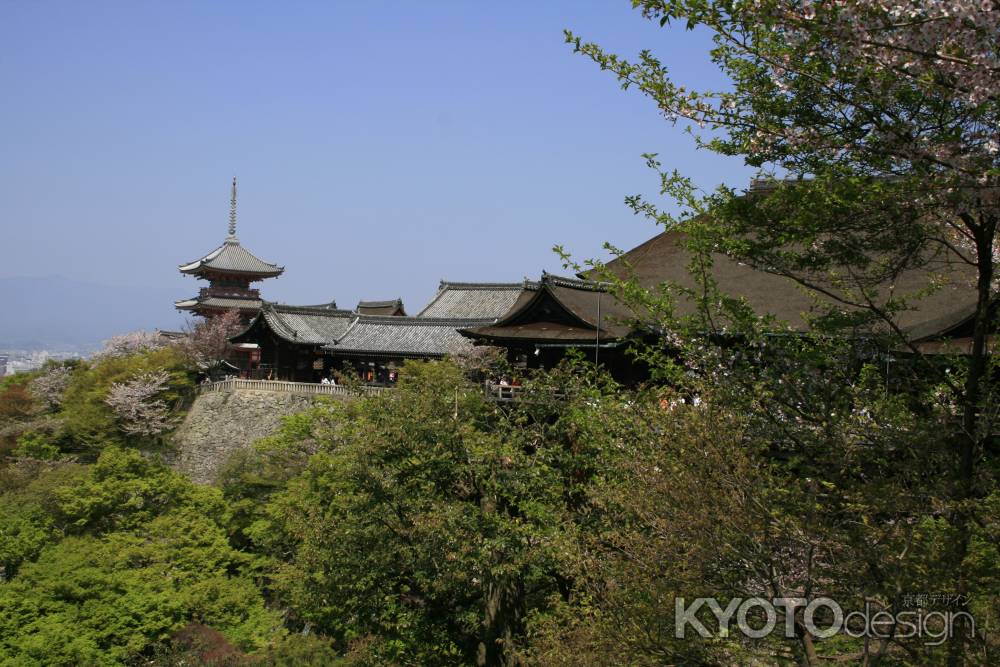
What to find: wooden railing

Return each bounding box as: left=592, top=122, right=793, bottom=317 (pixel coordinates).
left=484, top=382, right=524, bottom=402
left=482, top=382, right=573, bottom=403
left=199, top=378, right=389, bottom=397
left=199, top=286, right=260, bottom=299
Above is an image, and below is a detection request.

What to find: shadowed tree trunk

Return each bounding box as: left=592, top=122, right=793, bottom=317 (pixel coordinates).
left=477, top=575, right=526, bottom=667
left=948, top=211, right=996, bottom=667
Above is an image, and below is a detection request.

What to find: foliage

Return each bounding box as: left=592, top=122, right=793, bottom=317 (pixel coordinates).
left=233, top=359, right=633, bottom=666
left=219, top=402, right=340, bottom=549
left=569, top=1, right=998, bottom=189
left=562, top=2, right=1000, bottom=664
left=0, top=448, right=281, bottom=666
left=53, top=445, right=207, bottom=532
left=0, top=382, right=36, bottom=422
left=144, top=623, right=246, bottom=666
left=145, top=627, right=352, bottom=667
left=255, top=633, right=350, bottom=666
left=0, top=344, right=195, bottom=459
left=5, top=346, right=995, bottom=664
left=447, top=344, right=509, bottom=380
left=12, top=431, right=62, bottom=461
left=58, top=346, right=193, bottom=453
left=0, top=461, right=85, bottom=580
left=0, top=377, right=44, bottom=456
left=0, top=369, right=64, bottom=455
left=0, top=336, right=249, bottom=664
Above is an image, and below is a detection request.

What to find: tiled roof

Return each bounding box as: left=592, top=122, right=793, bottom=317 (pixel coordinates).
left=459, top=273, right=635, bottom=345
left=326, top=316, right=489, bottom=357
left=357, top=299, right=406, bottom=316
left=179, top=237, right=284, bottom=277
left=258, top=303, right=356, bottom=345
left=542, top=273, right=635, bottom=337
left=417, top=281, right=527, bottom=319
left=278, top=300, right=340, bottom=310
left=236, top=298, right=496, bottom=356
left=358, top=299, right=402, bottom=308
left=596, top=229, right=979, bottom=340
left=175, top=296, right=263, bottom=311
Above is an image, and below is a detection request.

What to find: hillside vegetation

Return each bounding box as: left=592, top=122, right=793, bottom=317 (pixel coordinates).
left=2, top=336, right=1000, bottom=665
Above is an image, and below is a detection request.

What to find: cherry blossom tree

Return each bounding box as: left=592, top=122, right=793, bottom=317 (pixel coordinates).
left=568, top=2, right=999, bottom=663
left=28, top=365, right=73, bottom=410
left=93, top=330, right=167, bottom=361
left=104, top=371, right=172, bottom=437
left=568, top=0, right=998, bottom=273
left=179, top=310, right=244, bottom=367
left=448, top=344, right=508, bottom=378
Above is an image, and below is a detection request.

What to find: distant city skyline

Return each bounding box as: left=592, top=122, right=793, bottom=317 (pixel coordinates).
left=1, top=2, right=753, bottom=345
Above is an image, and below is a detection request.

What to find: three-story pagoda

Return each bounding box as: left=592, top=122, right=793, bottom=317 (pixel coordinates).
left=175, top=178, right=283, bottom=320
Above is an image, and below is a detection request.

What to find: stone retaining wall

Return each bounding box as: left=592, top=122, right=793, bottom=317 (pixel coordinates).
left=168, top=389, right=343, bottom=484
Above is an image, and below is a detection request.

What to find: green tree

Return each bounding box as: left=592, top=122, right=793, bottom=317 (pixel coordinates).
left=240, top=359, right=635, bottom=666
left=564, top=2, right=1000, bottom=664
left=0, top=461, right=85, bottom=579
left=0, top=449, right=281, bottom=666
left=219, top=403, right=341, bottom=550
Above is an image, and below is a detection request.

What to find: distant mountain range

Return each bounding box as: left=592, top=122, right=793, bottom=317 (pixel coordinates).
left=0, top=276, right=188, bottom=351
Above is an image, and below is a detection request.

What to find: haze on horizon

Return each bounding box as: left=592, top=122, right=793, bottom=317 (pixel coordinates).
left=0, top=1, right=752, bottom=348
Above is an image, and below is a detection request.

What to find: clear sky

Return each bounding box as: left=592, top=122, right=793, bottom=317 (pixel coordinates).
left=0, top=1, right=752, bottom=337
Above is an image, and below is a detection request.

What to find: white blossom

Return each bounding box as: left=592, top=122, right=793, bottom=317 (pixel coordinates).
left=105, top=371, right=173, bottom=437
left=28, top=365, right=73, bottom=409
left=93, top=330, right=167, bottom=360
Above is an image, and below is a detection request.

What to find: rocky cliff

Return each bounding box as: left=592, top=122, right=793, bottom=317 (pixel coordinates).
left=168, top=389, right=336, bottom=484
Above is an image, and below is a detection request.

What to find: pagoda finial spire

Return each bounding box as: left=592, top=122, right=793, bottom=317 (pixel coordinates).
left=228, top=176, right=238, bottom=238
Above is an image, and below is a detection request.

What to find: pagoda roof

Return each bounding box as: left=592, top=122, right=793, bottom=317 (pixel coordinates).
left=175, top=295, right=264, bottom=312
left=417, top=280, right=527, bottom=319
left=179, top=237, right=284, bottom=277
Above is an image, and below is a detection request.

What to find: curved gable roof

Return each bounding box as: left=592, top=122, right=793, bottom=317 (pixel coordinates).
left=255, top=303, right=355, bottom=345
left=179, top=237, right=284, bottom=277
left=460, top=273, right=636, bottom=344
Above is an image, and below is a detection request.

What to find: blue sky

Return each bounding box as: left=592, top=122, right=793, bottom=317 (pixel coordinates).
left=0, top=1, right=752, bottom=336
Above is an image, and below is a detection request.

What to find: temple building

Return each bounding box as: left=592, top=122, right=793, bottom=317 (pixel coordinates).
left=458, top=273, right=644, bottom=382
left=220, top=233, right=981, bottom=386
left=229, top=283, right=527, bottom=382
left=171, top=175, right=988, bottom=386
left=225, top=274, right=654, bottom=383
left=175, top=178, right=284, bottom=320
left=454, top=228, right=984, bottom=380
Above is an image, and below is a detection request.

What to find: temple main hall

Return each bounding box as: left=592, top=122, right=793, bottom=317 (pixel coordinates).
left=177, top=180, right=983, bottom=385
